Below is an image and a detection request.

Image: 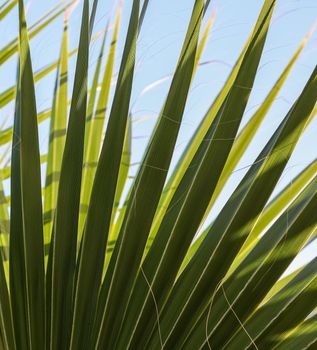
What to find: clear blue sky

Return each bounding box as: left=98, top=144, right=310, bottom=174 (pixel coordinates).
left=1, top=0, right=317, bottom=271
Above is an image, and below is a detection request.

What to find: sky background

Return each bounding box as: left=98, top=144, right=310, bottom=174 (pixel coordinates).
left=1, top=0, right=317, bottom=272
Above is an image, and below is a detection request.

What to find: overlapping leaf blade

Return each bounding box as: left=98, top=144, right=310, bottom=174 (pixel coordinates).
left=274, top=314, right=317, bottom=350
left=0, top=1, right=316, bottom=349
left=70, top=2, right=138, bottom=349
left=200, top=29, right=315, bottom=225
left=107, top=7, right=215, bottom=259
left=147, top=8, right=264, bottom=247
left=117, top=1, right=277, bottom=349
left=153, top=62, right=317, bottom=350
left=190, top=175, right=317, bottom=349
left=0, top=180, right=9, bottom=261
left=224, top=258, right=317, bottom=350
left=48, top=0, right=89, bottom=348
left=43, top=14, right=68, bottom=247
left=79, top=6, right=121, bottom=237
left=230, top=155, right=317, bottom=272
left=92, top=1, right=204, bottom=349
left=10, top=0, right=45, bottom=348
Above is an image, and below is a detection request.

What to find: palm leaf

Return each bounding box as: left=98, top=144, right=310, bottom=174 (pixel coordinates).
left=0, top=0, right=316, bottom=349
left=274, top=314, right=317, bottom=350
left=154, top=62, right=317, bottom=350
left=224, top=258, right=317, bottom=349
left=70, top=1, right=138, bottom=348
left=47, top=1, right=89, bottom=348
left=93, top=1, right=204, bottom=348
left=43, top=13, right=69, bottom=247
left=10, top=0, right=45, bottom=348
left=79, top=5, right=122, bottom=237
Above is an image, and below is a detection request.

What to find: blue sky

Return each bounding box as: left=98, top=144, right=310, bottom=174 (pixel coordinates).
left=1, top=0, right=317, bottom=271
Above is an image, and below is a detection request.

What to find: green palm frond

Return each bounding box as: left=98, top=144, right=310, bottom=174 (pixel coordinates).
left=0, top=0, right=316, bottom=349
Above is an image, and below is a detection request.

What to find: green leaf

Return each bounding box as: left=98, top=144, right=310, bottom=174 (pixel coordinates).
left=117, top=0, right=276, bottom=348
left=139, top=0, right=150, bottom=32
left=193, top=12, right=215, bottom=75
left=107, top=11, right=215, bottom=257
left=178, top=221, right=211, bottom=275
left=139, top=2, right=278, bottom=348
left=104, top=115, right=132, bottom=271
left=229, top=156, right=317, bottom=273
left=200, top=28, right=314, bottom=226
left=47, top=0, right=89, bottom=348
left=9, top=81, right=29, bottom=350
left=196, top=175, right=317, bottom=349
left=0, top=252, right=15, bottom=350
left=78, top=5, right=121, bottom=237
left=10, top=1, right=45, bottom=348
left=84, top=23, right=108, bottom=150
left=224, top=258, right=317, bottom=350
left=152, top=61, right=317, bottom=350
left=246, top=151, right=317, bottom=249
left=43, top=14, right=68, bottom=248
left=0, top=180, right=9, bottom=262
left=0, top=1, right=315, bottom=349
left=147, top=10, right=261, bottom=249
left=70, top=2, right=138, bottom=349
left=0, top=169, right=14, bottom=349
left=273, top=314, right=317, bottom=350
left=0, top=109, right=56, bottom=147
left=0, top=51, right=74, bottom=111
left=262, top=265, right=305, bottom=304
left=110, top=115, right=131, bottom=228
left=92, top=1, right=204, bottom=349
left=0, top=154, right=47, bottom=181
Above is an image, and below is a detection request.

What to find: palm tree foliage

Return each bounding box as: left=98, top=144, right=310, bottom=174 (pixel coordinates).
left=0, top=0, right=316, bottom=349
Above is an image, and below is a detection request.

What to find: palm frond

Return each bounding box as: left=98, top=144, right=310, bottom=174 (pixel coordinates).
left=0, top=0, right=316, bottom=349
